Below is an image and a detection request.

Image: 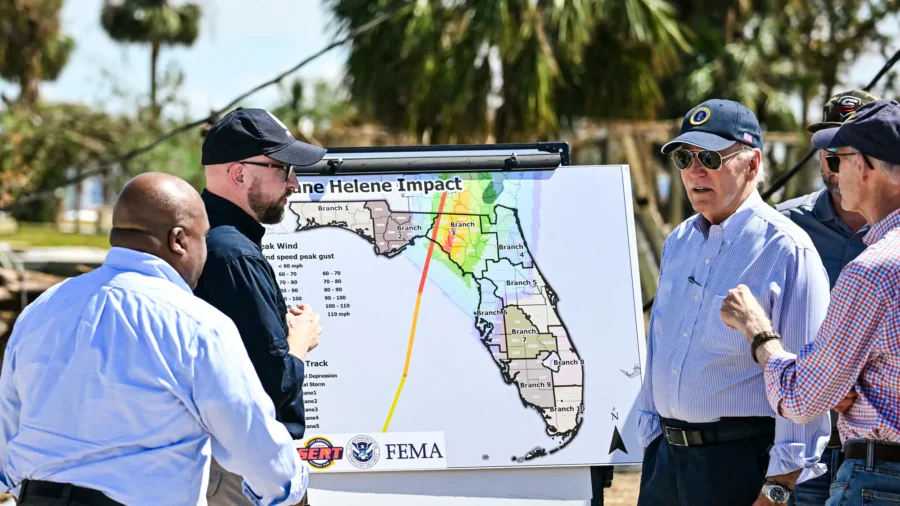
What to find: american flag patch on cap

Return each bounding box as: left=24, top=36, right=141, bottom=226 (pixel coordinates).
left=743, top=132, right=753, bottom=143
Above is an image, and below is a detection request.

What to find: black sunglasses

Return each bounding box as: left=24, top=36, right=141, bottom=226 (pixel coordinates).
left=240, top=161, right=295, bottom=181
left=823, top=151, right=875, bottom=173
left=672, top=149, right=746, bottom=171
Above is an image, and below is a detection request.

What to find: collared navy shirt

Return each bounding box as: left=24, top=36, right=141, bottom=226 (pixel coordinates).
left=194, top=189, right=306, bottom=439
left=777, top=189, right=868, bottom=290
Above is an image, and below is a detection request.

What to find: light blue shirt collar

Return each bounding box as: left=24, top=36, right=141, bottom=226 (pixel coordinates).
left=102, top=247, right=191, bottom=293
left=693, top=190, right=764, bottom=240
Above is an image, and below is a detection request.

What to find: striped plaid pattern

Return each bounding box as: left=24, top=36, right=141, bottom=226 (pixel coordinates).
left=766, top=209, right=900, bottom=443
left=638, top=192, right=832, bottom=481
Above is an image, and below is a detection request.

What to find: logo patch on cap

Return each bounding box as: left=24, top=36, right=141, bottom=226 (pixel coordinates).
left=689, top=107, right=711, bottom=126
left=743, top=132, right=753, bottom=143
left=836, top=96, right=862, bottom=120
left=266, top=110, right=292, bottom=137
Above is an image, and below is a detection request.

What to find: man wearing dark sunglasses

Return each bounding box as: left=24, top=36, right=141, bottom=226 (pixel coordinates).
left=195, top=108, right=327, bottom=506
left=720, top=98, right=900, bottom=506
left=637, top=99, right=831, bottom=506
left=774, top=89, right=879, bottom=506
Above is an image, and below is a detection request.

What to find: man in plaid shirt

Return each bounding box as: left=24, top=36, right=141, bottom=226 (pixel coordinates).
left=721, top=99, right=900, bottom=506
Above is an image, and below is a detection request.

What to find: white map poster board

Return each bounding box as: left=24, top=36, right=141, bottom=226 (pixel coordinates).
left=261, top=153, right=646, bottom=501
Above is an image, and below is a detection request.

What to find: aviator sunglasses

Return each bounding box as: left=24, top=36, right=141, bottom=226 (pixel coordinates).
left=671, top=148, right=747, bottom=171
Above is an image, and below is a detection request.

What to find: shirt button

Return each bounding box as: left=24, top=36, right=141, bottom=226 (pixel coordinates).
left=672, top=407, right=677, bottom=413
left=672, top=369, right=678, bottom=375
left=694, top=295, right=700, bottom=301
left=705, top=258, right=710, bottom=264
left=683, top=332, right=689, bottom=338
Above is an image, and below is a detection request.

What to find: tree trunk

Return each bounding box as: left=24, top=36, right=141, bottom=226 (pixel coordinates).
left=150, top=40, right=160, bottom=124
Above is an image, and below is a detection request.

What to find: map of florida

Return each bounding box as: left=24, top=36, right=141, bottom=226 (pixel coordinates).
left=289, top=198, right=585, bottom=450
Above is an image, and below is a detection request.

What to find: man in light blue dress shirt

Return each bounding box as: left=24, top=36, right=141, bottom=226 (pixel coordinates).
left=637, top=100, right=831, bottom=506
left=0, top=173, right=311, bottom=506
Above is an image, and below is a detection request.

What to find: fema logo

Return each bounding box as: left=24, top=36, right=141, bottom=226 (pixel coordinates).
left=347, top=435, right=380, bottom=469
left=297, top=437, right=344, bottom=470
left=689, top=106, right=711, bottom=126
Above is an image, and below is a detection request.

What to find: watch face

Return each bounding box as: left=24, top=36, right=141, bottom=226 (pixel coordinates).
left=768, top=485, right=788, bottom=503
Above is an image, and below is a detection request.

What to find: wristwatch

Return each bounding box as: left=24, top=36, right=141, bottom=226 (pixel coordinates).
left=751, top=331, right=782, bottom=363
left=761, top=483, right=791, bottom=504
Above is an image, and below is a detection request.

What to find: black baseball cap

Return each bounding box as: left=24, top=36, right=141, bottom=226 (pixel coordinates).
left=807, top=90, right=881, bottom=133
left=661, top=99, right=763, bottom=154
left=811, top=99, right=900, bottom=165
left=201, top=108, right=326, bottom=166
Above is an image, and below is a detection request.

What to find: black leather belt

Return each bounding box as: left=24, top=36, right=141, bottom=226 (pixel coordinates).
left=827, top=428, right=842, bottom=449
left=661, top=417, right=775, bottom=447
left=20, top=480, right=124, bottom=506
left=843, top=440, right=900, bottom=464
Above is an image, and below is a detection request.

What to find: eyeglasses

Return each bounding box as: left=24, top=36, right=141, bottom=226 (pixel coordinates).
left=240, top=161, right=295, bottom=181
left=671, top=149, right=747, bottom=171
left=823, top=151, right=875, bottom=173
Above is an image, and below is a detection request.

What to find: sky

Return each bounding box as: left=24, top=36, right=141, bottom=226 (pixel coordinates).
left=0, top=0, right=347, bottom=118
left=0, top=1, right=896, bottom=122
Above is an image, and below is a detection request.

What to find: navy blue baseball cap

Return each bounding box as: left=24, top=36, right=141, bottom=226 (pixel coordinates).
left=201, top=108, right=326, bottom=166
left=661, top=99, right=763, bottom=154
left=811, top=99, right=900, bottom=165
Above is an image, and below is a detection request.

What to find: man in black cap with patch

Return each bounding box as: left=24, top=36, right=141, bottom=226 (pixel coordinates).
left=720, top=99, right=900, bottom=506
left=196, top=108, right=326, bottom=506
left=775, top=90, right=879, bottom=506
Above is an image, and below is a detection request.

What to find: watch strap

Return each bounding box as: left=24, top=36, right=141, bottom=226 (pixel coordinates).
left=751, top=331, right=782, bottom=363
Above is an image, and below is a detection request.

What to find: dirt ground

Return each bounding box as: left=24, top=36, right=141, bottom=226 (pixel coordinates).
left=604, top=469, right=640, bottom=506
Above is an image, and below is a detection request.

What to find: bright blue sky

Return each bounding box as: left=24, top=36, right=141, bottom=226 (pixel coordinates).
left=0, top=0, right=895, bottom=122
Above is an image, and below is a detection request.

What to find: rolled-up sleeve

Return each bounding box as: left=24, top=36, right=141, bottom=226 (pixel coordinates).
left=197, top=256, right=306, bottom=437
left=765, top=247, right=831, bottom=482
left=189, top=320, right=307, bottom=506
left=0, top=340, right=18, bottom=494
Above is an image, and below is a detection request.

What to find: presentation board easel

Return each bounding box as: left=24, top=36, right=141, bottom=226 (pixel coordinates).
left=277, top=143, right=644, bottom=505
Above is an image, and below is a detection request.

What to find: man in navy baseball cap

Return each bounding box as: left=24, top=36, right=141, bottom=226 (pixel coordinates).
left=811, top=99, right=900, bottom=222
left=202, top=107, right=326, bottom=167
left=196, top=107, right=325, bottom=506
left=639, top=99, right=832, bottom=506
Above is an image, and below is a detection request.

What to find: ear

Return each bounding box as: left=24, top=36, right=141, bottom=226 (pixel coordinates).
left=746, top=149, right=761, bottom=182
left=226, top=162, right=246, bottom=187
left=168, top=227, right=188, bottom=256
left=857, top=153, right=873, bottom=183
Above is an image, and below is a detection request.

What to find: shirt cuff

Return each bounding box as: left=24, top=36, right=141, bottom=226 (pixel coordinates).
left=767, top=440, right=827, bottom=485
left=638, top=411, right=662, bottom=448
left=241, top=463, right=309, bottom=506
left=764, top=350, right=798, bottom=414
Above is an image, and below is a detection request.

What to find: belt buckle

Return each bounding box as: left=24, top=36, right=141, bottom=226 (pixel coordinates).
left=666, top=427, right=690, bottom=447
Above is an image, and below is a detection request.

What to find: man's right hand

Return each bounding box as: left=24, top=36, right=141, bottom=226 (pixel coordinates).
left=285, top=304, right=321, bottom=361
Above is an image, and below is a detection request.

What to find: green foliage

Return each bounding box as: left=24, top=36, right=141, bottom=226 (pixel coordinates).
left=327, top=0, right=690, bottom=143
left=0, top=0, right=74, bottom=107
left=100, top=0, right=202, bottom=122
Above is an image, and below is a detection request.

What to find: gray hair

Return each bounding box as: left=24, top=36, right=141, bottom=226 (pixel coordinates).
left=874, top=157, right=900, bottom=185
left=737, top=148, right=766, bottom=187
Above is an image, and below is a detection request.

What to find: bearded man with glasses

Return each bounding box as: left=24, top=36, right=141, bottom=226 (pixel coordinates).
left=195, top=108, right=326, bottom=506
left=637, top=99, right=831, bottom=506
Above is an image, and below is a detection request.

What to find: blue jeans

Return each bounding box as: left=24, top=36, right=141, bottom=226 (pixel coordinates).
left=791, top=447, right=842, bottom=505
left=826, top=459, right=900, bottom=505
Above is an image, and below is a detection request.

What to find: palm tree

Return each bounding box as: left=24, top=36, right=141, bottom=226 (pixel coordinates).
left=326, top=0, right=690, bottom=143
left=0, top=0, right=74, bottom=108
left=100, top=0, right=201, bottom=123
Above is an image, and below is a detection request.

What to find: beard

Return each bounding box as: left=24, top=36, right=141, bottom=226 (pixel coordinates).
left=822, top=173, right=841, bottom=198
left=248, top=176, right=290, bottom=224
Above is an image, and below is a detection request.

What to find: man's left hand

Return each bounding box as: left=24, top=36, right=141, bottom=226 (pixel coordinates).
left=720, top=284, right=772, bottom=339
left=753, top=493, right=775, bottom=506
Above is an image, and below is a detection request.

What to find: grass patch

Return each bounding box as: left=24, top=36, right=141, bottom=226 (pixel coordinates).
left=0, top=223, right=110, bottom=249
